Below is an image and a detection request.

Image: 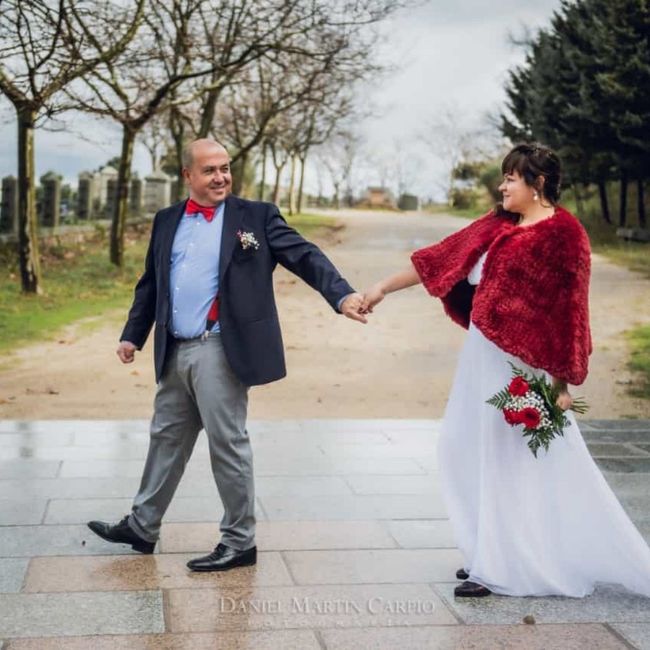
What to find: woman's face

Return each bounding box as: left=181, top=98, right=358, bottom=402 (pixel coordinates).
left=497, top=170, right=536, bottom=213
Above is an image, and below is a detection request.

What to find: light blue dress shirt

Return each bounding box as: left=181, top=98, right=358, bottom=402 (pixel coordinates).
left=169, top=202, right=225, bottom=339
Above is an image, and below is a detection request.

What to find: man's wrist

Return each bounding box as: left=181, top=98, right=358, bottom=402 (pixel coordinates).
left=337, top=294, right=352, bottom=312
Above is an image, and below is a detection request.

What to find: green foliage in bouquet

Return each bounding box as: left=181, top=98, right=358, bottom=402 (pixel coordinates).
left=487, top=363, right=588, bottom=457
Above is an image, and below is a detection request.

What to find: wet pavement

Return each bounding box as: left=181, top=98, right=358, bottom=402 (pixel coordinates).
left=0, top=418, right=649, bottom=649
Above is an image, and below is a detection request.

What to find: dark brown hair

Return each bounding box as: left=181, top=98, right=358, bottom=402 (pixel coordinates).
left=501, top=142, right=562, bottom=204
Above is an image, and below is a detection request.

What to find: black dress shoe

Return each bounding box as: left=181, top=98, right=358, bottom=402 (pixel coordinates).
left=87, top=515, right=155, bottom=554
left=454, top=580, right=492, bottom=598
left=456, top=567, right=469, bottom=580
left=187, top=543, right=257, bottom=572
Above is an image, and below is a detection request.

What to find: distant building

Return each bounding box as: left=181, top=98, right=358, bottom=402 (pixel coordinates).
left=359, top=186, right=397, bottom=209
left=398, top=193, right=419, bottom=211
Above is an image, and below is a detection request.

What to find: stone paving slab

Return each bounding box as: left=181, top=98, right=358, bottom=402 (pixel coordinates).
left=435, top=582, right=650, bottom=624
left=0, top=499, right=48, bottom=526
left=24, top=553, right=293, bottom=592
left=42, top=496, right=267, bottom=525
left=160, top=520, right=398, bottom=553
left=258, top=493, right=447, bottom=520
left=284, top=549, right=463, bottom=585
left=0, top=418, right=648, bottom=648
left=166, top=583, right=457, bottom=631
left=387, top=520, right=456, bottom=548
left=0, top=460, right=60, bottom=479
left=612, top=624, right=650, bottom=650
left=344, top=475, right=439, bottom=495
left=0, top=558, right=29, bottom=592
left=319, top=623, right=630, bottom=649
left=1, top=630, right=322, bottom=650
left=0, top=525, right=152, bottom=557
left=0, top=591, right=164, bottom=638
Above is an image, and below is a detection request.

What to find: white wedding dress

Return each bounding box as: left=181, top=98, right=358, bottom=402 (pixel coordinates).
left=439, top=252, right=650, bottom=597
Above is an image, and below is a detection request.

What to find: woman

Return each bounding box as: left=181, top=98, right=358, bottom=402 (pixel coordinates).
left=363, top=143, right=650, bottom=599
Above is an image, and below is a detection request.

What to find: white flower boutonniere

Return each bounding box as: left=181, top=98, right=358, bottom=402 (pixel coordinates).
left=237, top=230, right=260, bottom=250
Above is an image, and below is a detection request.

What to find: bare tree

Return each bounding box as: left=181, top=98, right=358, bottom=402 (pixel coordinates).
left=318, top=129, right=364, bottom=209
left=67, top=0, right=220, bottom=266
left=0, top=0, right=145, bottom=292
left=421, top=104, right=486, bottom=203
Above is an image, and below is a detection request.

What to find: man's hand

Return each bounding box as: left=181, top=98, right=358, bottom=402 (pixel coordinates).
left=117, top=340, right=138, bottom=364
left=362, top=283, right=386, bottom=313
left=341, top=292, right=368, bottom=324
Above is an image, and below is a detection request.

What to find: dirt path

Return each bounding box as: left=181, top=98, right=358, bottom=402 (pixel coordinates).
left=1, top=209, right=649, bottom=419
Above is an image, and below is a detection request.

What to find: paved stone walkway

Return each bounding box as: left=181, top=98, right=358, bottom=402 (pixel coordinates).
left=0, top=419, right=649, bottom=649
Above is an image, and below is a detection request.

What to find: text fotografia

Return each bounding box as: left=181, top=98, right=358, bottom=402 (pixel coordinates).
left=216, top=597, right=436, bottom=615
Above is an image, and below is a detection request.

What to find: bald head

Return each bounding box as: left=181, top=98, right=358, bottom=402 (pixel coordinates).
left=182, top=139, right=232, bottom=206
left=182, top=139, right=228, bottom=170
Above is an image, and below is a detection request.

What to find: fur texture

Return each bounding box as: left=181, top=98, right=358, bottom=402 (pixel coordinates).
left=411, top=206, right=592, bottom=385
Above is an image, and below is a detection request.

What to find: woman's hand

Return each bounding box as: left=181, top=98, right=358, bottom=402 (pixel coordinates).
left=362, top=283, right=386, bottom=313
left=555, top=389, right=574, bottom=411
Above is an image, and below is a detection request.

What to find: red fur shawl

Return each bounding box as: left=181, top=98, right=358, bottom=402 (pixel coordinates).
left=411, top=206, right=592, bottom=385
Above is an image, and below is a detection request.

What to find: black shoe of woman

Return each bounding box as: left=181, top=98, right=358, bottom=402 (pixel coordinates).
left=454, top=581, right=491, bottom=598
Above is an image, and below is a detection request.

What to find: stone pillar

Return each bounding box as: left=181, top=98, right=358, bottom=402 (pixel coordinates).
left=40, top=172, right=61, bottom=228
left=144, top=171, right=171, bottom=213
left=105, top=178, right=118, bottom=219
left=1, top=175, right=18, bottom=234
left=129, top=177, right=143, bottom=217
left=77, top=174, right=93, bottom=220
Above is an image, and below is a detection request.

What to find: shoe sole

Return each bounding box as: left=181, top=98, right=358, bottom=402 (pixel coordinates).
left=187, top=558, right=257, bottom=572
left=86, top=523, right=155, bottom=555
left=454, top=589, right=491, bottom=598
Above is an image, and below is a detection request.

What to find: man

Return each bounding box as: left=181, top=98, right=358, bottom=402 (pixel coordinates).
left=88, top=139, right=365, bottom=571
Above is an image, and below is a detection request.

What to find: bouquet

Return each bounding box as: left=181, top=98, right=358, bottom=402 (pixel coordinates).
left=487, top=363, right=588, bottom=457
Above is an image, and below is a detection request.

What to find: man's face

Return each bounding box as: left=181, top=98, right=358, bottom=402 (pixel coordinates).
left=183, top=144, right=232, bottom=205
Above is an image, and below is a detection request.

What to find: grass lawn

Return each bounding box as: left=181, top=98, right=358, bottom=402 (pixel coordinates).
left=0, top=213, right=338, bottom=355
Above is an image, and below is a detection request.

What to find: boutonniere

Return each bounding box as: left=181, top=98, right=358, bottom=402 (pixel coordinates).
left=236, top=230, right=260, bottom=251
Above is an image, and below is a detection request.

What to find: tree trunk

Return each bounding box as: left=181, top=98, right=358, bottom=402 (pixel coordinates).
left=272, top=164, right=285, bottom=205
left=619, top=171, right=628, bottom=228
left=110, top=126, right=136, bottom=267
left=573, top=182, right=585, bottom=218
left=198, top=86, right=223, bottom=139
left=257, top=142, right=267, bottom=201
left=169, top=107, right=185, bottom=202
left=231, top=152, right=247, bottom=196
left=596, top=180, right=611, bottom=224
left=16, top=107, right=41, bottom=294
left=637, top=179, right=646, bottom=228
left=333, top=182, right=340, bottom=210
left=288, top=152, right=298, bottom=215
left=297, top=152, right=307, bottom=214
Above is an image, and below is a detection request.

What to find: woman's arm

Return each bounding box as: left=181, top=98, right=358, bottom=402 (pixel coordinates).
left=362, top=264, right=421, bottom=312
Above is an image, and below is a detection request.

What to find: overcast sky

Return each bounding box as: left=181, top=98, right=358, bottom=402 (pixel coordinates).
left=0, top=0, right=563, bottom=202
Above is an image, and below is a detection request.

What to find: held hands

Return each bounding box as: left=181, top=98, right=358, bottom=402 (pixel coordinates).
left=341, top=293, right=368, bottom=324
left=341, top=283, right=387, bottom=324
left=116, top=340, right=137, bottom=364
left=361, top=283, right=386, bottom=313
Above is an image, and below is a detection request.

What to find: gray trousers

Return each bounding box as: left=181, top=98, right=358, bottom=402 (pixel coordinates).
left=128, top=333, right=255, bottom=550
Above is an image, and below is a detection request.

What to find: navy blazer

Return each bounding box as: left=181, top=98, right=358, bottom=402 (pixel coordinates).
left=120, top=195, right=355, bottom=386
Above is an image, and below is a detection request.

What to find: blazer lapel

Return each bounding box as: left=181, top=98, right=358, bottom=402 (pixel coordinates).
left=219, top=194, right=244, bottom=280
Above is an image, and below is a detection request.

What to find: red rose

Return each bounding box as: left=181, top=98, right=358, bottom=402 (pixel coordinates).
left=520, top=407, right=541, bottom=428
left=508, top=377, right=530, bottom=397
left=503, top=408, right=522, bottom=426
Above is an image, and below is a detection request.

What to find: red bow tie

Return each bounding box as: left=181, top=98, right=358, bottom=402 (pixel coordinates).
left=186, top=198, right=217, bottom=222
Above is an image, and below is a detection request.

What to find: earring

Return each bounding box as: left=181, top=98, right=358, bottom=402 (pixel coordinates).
left=533, top=191, right=539, bottom=201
